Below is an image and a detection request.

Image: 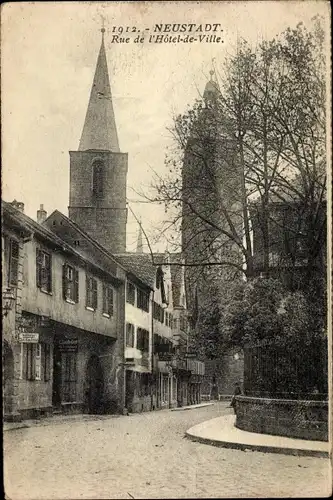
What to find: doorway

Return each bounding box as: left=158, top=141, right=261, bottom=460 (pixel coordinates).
left=125, top=370, right=134, bottom=413
left=52, top=343, right=62, bottom=408
left=85, top=355, right=104, bottom=414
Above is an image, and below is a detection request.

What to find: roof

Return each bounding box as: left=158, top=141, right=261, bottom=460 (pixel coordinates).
left=79, top=35, right=120, bottom=152
left=2, top=201, right=69, bottom=249
left=114, top=253, right=157, bottom=289
left=153, top=252, right=184, bottom=308
left=46, top=210, right=124, bottom=271
left=2, top=202, right=125, bottom=284
left=46, top=212, right=161, bottom=290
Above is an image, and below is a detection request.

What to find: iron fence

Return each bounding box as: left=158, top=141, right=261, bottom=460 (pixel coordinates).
left=244, top=338, right=328, bottom=400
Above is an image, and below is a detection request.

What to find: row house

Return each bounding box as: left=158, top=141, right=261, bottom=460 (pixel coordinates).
left=116, top=248, right=205, bottom=413
left=2, top=200, right=127, bottom=420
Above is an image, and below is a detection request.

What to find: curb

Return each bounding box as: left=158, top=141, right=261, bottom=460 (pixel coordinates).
left=3, top=424, right=31, bottom=432
left=171, top=403, right=215, bottom=412
left=185, top=430, right=329, bottom=458
left=3, top=414, right=121, bottom=432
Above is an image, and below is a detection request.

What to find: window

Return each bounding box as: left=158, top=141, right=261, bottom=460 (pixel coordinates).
left=92, top=160, right=104, bottom=197
left=126, top=323, right=135, bottom=347
left=137, top=288, right=149, bottom=312
left=62, top=353, right=77, bottom=402
left=137, top=328, right=149, bottom=353
left=103, top=284, right=114, bottom=316
left=36, top=248, right=52, bottom=293
left=153, top=301, right=164, bottom=323
left=63, top=264, right=79, bottom=303
left=26, top=343, right=41, bottom=381
left=126, top=281, right=136, bottom=306
left=86, top=274, right=98, bottom=310
left=8, top=239, right=19, bottom=286
left=165, top=312, right=172, bottom=327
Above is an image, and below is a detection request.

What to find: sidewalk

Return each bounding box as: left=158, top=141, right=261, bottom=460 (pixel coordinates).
left=3, top=413, right=120, bottom=432
left=171, top=402, right=215, bottom=411
left=186, top=414, right=329, bottom=458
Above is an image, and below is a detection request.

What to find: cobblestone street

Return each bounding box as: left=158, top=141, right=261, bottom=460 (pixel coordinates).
left=4, top=403, right=331, bottom=499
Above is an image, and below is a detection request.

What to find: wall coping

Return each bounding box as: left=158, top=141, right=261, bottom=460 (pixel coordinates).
left=236, top=395, right=328, bottom=407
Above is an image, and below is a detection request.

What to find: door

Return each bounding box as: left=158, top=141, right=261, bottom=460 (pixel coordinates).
left=52, top=344, right=62, bottom=407
left=125, top=370, right=134, bottom=413
left=85, top=355, right=104, bottom=414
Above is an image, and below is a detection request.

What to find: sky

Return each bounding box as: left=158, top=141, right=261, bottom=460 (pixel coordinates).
left=2, top=1, right=329, bottom=252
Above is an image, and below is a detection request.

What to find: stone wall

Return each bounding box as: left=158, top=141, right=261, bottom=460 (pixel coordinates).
left=235, top=395, right=328, bottom=442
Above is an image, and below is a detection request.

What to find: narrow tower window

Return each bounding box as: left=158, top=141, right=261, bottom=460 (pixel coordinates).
left=92, top=160, right=104, bottom=197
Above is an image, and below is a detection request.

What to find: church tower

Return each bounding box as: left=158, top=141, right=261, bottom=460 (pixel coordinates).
left=68, top=28, right=128, bottom=253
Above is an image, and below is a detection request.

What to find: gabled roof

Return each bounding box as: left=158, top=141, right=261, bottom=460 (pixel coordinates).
left=152, top=251, right=185, bottom=308
left=2, top=201, right=68, bottom=249
left=2, top=201, right=122, bottom=283
left=114, top=253, right=156, bottom=289
left=45, top=210, right=123, bottom=271
left=79, top=34, right=120, bottom=152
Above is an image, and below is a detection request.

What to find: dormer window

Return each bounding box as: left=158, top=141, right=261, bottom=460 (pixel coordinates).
left=92, top=160, right=104, bottom=197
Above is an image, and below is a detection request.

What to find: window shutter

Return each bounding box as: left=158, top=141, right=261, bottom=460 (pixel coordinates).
left=43, top=343, right=51, bottom=381
left=48, top=254, right=52, bottom=292
left=93, top=280, right=98, bottom=309
left=62, top=264, right=68, bottom=300
left=36, top=248, right=42, bottom=288
left=102, top=284, right=106, bottom=313
left=9, top=240, right=19, bottom=286
left=144, top=331, right=149, bottom=352
left=109, top=287, right=114, bottom=316
left=74, top=269, right=79, bottom=303
left=86, top=275, right=90, bottom=306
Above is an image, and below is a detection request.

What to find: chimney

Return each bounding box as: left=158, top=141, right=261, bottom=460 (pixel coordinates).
left=11, top=200, right=25, bottom=213
left=37, top=204, right=47, bottom=224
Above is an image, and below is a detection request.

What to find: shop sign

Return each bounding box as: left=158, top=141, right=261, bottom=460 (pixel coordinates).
left=58, top=339, right=78, bottom=352
left=18, top=332, right=39, bottom=343
left=185, top=352, right=197, bottom=359
left=18, top=315, right=38, bottom=331
left=155, top=343, right=173, bottom=354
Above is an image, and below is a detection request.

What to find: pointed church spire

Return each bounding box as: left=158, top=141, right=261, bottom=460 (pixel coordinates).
left=79, top=29, right=120, bottom=152
left=136, top=219, right=144, bottom=253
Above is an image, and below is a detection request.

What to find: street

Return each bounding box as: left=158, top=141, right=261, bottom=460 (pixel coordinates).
left=4, top=403, right=331, bottom=499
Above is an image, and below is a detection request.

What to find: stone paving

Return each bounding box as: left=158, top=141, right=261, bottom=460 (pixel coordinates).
left=4, top=403, right=331, bottom=499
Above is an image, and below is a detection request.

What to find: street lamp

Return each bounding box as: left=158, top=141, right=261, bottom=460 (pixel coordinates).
left=2, top=287, right=16, bottom=317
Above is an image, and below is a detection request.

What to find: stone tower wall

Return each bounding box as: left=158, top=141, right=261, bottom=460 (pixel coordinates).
left=68, top=150, right=128, bottom=254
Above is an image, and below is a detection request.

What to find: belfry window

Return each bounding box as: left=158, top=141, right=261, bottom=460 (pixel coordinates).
left=92, top=160, right=104, bottom=197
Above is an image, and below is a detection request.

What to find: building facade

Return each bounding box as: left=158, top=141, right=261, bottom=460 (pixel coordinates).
left=3, top=201, right=33, bottom=421
left=2, top=200, right=127, bottom=420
